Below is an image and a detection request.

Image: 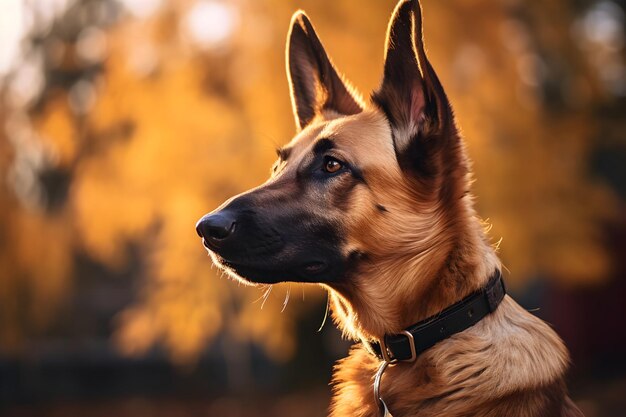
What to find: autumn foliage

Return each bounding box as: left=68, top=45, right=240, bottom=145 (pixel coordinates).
left=0, top=0, right=624, bottom=367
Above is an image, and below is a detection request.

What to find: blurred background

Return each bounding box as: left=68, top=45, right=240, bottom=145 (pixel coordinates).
left=0, top=0, right=624, bottom=416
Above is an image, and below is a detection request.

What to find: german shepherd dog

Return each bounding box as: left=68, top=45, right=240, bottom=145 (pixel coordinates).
left=196, top=1, right=584, bottom=415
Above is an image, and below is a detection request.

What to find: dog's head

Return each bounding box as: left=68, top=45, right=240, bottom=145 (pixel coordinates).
left=197, top=0, right=476, bottom=335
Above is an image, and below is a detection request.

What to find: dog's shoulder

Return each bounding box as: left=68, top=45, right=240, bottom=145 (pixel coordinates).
left=329, top=345, right=381, bottom=417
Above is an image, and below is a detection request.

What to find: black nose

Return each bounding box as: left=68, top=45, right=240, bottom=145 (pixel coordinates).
left=196, top=212, right=236, bottom=242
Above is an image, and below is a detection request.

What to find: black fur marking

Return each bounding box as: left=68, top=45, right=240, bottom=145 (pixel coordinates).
left=344, top=250, right=368, bottom=276
left=347, top=250, right=367, bottom=261
left=351, top=165, right=366, bottom=184
left=276, top=147, right=292, bottom=161
left=312, top=138, right=334, bottom=155
left=396, top=131, right=440, bottom=179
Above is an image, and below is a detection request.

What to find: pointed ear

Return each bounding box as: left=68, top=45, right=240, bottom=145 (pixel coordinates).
left=372, top=0, right=453, bottom=155
left=286, top=11, right=363, bottom=131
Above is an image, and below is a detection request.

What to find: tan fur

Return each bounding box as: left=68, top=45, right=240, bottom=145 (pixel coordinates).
left=265, top=108, right=581, bottom=415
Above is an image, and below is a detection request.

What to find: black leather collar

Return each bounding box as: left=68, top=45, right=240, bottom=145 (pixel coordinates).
left=365, top=270, right=506, bottom=362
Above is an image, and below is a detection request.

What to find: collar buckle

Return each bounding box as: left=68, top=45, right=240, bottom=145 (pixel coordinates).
left=400, top=330, right=417, bottom=362
left=378, top=336, right=395, bottom=363
left=379, top=330, right=417, bottom=363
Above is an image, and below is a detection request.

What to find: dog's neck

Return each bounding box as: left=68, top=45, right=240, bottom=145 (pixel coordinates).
left=328, top=192, right=501, bottom=342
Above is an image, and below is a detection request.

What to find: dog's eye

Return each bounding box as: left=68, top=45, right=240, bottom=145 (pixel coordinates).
left=324, top=157, right=343, bottom=174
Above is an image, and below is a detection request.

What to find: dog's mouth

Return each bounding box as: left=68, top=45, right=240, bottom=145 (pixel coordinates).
left=205, top=245, right=330, bottom=284
left=201, top=237, right=218, bottom=251
left=302, top=261, right=327, bottom=274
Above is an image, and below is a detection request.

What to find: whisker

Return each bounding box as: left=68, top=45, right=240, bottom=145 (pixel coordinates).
left=261, top=286, right=273, bottom=310
left=253, top=285, right=270, bottom=304
left=318, top=290, right=330, bottom=332
left=281, top=285, right=291, bottom=313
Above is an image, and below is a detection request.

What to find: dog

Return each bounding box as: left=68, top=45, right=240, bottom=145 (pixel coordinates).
left=196, top=1, right=584, bottom=415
